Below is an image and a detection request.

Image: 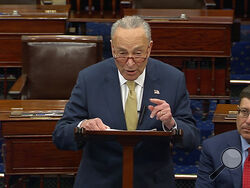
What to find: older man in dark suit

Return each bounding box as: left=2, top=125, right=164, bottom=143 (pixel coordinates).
left=53, top=15, right=199, bottom=188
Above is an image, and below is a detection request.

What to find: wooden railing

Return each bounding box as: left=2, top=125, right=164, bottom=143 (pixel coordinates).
left=71, top=0, right=118, bottom=18
left=67, top=0, right=250, bottom=20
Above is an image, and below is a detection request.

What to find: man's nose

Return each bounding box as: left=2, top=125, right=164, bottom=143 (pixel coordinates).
left=126, top=57, right=136, bottom=65
left=246, top=115, right=250, bottom=124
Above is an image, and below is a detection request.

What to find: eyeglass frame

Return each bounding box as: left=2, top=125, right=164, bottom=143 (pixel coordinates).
left=113, top=46, right=150, bottom=64
left=237, top=106, right=250, bottom=118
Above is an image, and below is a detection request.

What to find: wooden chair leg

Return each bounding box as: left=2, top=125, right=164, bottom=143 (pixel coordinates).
left=211, top=57, right=215, bottom=96
left=112, top=0, right=116, bottom=18
left=57, top=175, right=61, bottom=188
left=232, top=0, right=236, bottom=9
left=4, top=175, right=10, bottom=188
left=3, top=68, right=7, bottom=99
left=244, top=0, right=248, bottom=17
left=76, top=0, right=81, bottom=14
left=220, top=0, right=224, bottom=8
left=40, top=175, right=44, bottom=188
left=88, top=0, right=93, bottom=17
left=202, top=100, right=210, bottom=120
left=22, top=176, right=28, bottom=188
left=100, top=0, right=104, bottom=17
left=226, top=57, right=230, bottom=96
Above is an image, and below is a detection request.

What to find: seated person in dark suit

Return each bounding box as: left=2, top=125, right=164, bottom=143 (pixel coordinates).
left=53, top=15, right=200, bottom=188
left=196, top=85, right=250, bottom=188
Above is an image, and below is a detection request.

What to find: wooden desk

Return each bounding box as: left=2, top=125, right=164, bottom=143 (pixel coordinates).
left=0, top=5, right=70, bottom=67
left=0, top=100, right=82, bottom=188
left=124, top=9, right=234, bottom=98
left=212, top=104, right=237, bottom=135
left=0, top=5, right=70, bottom=98
left=124, top=9, right=233, bottom=57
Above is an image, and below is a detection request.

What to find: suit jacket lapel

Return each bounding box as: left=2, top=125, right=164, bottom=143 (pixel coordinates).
left=138, top=60, right=161, bottom=130
left=103, top=61, right=127, bottom=130
left=227, top=130, right=242, bottom=188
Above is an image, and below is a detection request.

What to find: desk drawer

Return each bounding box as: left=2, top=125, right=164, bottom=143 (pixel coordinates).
left=0, top=20, right=66, bottom=33
left=4, top=136, right=82, bottom=175
left=1, top=120, right=58, bottom=135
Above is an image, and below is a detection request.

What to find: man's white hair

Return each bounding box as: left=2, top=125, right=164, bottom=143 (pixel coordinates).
left=111, top=15, right=151, bottom=42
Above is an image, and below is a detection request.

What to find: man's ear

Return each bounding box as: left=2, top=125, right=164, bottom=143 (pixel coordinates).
left=147, top=40, right=153, bottom=57
left=149, top=40, right=153, bottom=49
left=110, top=40, right=115, bottom=56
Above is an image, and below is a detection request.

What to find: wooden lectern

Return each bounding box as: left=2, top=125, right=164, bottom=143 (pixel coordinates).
left=74, top=127, right=183, bottom=188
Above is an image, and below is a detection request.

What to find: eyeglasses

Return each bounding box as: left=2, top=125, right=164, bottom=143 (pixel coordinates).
left=238, top=107, right=250, bottom=118
left=114, top=56, right=147, bottom=64
left=113, top=47, right=149, bottom=64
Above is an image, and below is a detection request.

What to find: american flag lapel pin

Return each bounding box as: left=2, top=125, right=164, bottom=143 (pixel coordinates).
left=154, top=90, right=160, bottom=95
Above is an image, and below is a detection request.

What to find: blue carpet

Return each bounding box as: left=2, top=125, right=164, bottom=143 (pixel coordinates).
left=231, top=41, right=250, bottom=80
left=174, top=165, right=199, bottom=175
left=241, top=24, right=250, bottom=41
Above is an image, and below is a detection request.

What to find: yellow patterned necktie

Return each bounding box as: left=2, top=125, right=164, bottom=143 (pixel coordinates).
left=125, top=81, right=138, bottom=130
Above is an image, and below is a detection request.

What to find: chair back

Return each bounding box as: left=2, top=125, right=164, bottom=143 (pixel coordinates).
left=21, top=35, right=103, bottom=99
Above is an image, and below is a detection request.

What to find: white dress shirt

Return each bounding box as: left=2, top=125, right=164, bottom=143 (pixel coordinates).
left=118, top=68, right=177, bottom=131
left=241, top=136, right=250, bottom=171
left=118, top=69, right=145, bottom=113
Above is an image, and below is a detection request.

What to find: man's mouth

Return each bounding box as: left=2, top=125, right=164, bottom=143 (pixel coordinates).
left=126, top=70, right=136, bottom=74
left=242, top=127, right=250, bottom=133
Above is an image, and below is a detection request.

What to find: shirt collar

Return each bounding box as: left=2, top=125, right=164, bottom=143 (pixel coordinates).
left=241, top=135, right=250, bottom=152
left=118, top=68, right=146, bottom=87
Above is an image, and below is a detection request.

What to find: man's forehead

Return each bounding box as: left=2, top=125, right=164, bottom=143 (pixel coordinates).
left=239, top=99, right=250, bottom=110
left=116, top=45, right=145, bottom=51
left=114, top=26, right=146, bottom=36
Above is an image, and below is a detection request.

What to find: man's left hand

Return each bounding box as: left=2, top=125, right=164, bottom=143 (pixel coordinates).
left=148, top=98, right=175, bottom=130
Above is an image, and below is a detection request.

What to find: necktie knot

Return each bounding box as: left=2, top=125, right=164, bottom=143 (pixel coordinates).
left=126, top=81, right=136, bottom=91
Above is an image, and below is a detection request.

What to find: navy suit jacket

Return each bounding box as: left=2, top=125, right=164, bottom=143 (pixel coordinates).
left=53, top=58, right=199, bottom=188
left=196, top=130, right=242, bottom=188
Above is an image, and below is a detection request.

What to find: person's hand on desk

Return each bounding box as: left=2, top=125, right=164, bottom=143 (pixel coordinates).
left=80, top=118, right=110, bottom=130
left=148, top=98, right=175, bottom=130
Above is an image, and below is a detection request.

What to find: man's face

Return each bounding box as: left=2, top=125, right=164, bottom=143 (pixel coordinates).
left=111, top=26, right=153, bottom=81
left=237, top=97, right=250, bottom=143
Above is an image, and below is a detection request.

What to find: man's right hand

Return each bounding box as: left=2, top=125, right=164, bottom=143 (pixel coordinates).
left=79, top=118, right=110, bottom=130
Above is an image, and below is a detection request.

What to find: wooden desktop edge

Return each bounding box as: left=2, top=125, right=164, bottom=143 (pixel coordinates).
left=74, top=127, right=183, bottom=137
